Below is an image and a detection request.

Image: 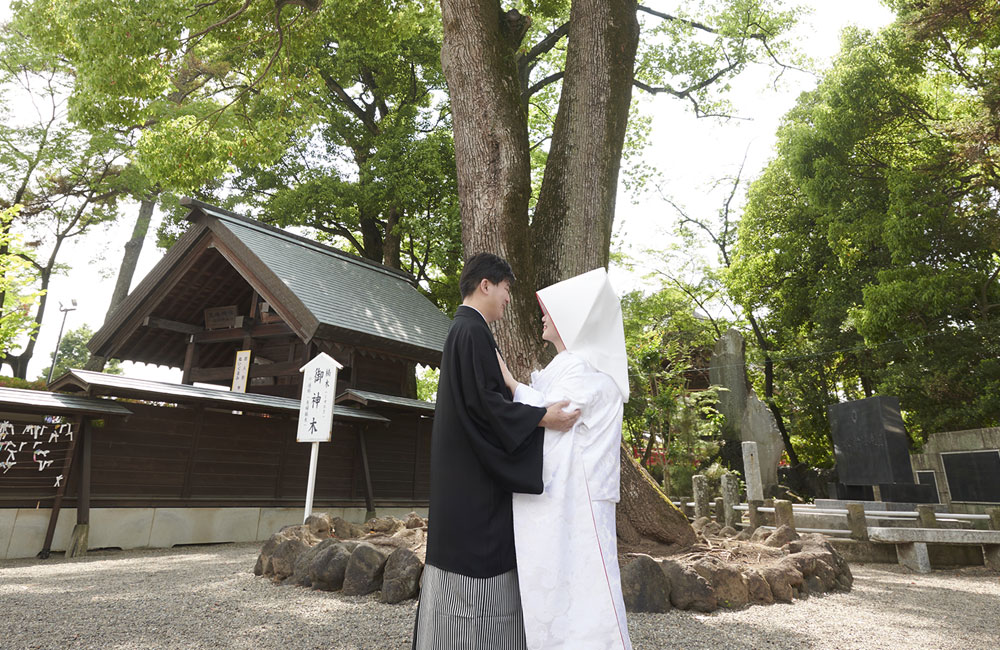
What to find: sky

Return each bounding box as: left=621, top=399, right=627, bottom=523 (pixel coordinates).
left=1, top=0, right=898, bottom=382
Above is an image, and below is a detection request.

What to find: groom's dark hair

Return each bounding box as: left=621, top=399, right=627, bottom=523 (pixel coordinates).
left=459, top=252, right=516, bottom=298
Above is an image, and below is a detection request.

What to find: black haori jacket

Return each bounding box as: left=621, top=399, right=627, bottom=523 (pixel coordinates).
left=424, top=306, right=547, bottom=578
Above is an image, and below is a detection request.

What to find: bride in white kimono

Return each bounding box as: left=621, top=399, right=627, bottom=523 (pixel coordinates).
left=498, top=267, right=632, bottom=650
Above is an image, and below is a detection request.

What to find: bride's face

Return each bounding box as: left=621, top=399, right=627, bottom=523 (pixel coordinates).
left=540, top=309, right=564, bottom=349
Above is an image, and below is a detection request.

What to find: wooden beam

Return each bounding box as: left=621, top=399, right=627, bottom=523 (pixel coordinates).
left=142, top=316, right=203, bottom=335
left=189, top=359, right=303, bottom=383
left=358, top=427, right=376, bottom=519
left=192, top=321, right=292, bottom=344
left=39, top=415, right=83, bottom=559
left=78, top=420, right=91, bottom=526
left=181, top=335, right=197, bottom=385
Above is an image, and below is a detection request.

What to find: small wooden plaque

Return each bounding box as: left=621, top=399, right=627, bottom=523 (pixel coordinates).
left=204, top=305, right=239, bottom=330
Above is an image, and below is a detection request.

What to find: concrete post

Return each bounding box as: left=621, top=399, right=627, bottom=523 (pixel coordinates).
left=681, top=497, right=693, bottom=520
left=774, top=499, right=795, bottom=532
left=748, top=500, right=764, bottom=532
left=742, top=441, right=764, bottom=501
left=721, top=473, right=740, bottom=529
left=916, top=504, right=937, bottom=528
left=988, top=507, right=1000, bottom=531
left=714, top=497, right=724, bottom=523
left=692, top=475, right=710, bottom=520
left=846, top=503, right=868, bottom=540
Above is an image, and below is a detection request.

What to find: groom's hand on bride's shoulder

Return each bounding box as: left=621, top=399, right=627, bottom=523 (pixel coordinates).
left=540, top=401, right=580, bottom=431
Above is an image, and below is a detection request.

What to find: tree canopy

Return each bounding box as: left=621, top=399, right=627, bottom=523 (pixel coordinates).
left=730, top=4, right=1000, bottom=459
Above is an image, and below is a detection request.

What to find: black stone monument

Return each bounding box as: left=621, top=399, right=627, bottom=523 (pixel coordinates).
left=827, top=396, right=935, bottom=503
left=942, top=450, right=1000, bottom=503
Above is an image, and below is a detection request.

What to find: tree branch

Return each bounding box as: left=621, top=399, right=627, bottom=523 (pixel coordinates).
left=636, top=5, right=718, bottom=34
left=522, top=22, right=569, bottom=64
left=527, top=71, right=564, bottom=97
left=319, top=70, right=381, bottom=135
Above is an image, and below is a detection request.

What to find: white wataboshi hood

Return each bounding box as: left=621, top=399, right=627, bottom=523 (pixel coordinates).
left=536, top=267, right=630, bottom=402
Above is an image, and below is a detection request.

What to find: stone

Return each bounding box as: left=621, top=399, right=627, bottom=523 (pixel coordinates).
left=721, top=473, right=740, bottom=529
left=381, top=547, right=424, bottom=604
left=692, top=475, right=710, bottom=520
left=749, top=526, right=771, bottom=543
left=941, top=451, right=1000, bottom=503
left=828, top=396, right=912, bottom=487
left=701, top=521, right=722, bottom=537
left=744, top=569, right=774, bottom=605
left=740, top=393, right=784, bottom=495
left=709, top=329, right=748, bottom=443
left=309, top=543, right=353, bottom=591
left=367, top=516, right=405, bottom=535
left=291, top=538, right=336, bottom=586
left=404, top=512, right=426, bottom=529
left=270, top=538, right=309, bottom=581
left=773, top=500, right=795, bottom=531
left=621, top=555, right=672, bottom=613
left=764, top=524, right=799, bottom=548
left=255, top=524, right=323, bottom=578
left=691, top=516, right=712, bottom=534
left=845, top=503, right=869, bottom=540
left=743, top=442, right=764, bottom=502
left=659, top=559, right=716, bottom=612
left=718, top=526, right=738, bottom=538
left=305, top=513, right=333, bottom=538
left=761, top=563, right=801, bottom=603
left=692, top=557, right=748, bottom=609
left=331, top=517, right=368, bottom=540
left=342, top=542, right=390, bottom=596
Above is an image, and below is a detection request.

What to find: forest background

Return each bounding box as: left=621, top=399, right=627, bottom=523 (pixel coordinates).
left=2, top=1, right=995, bottom=495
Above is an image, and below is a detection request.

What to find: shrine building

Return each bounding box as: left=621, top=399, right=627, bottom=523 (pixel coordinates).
left=1, top=199, right=451, bottom=559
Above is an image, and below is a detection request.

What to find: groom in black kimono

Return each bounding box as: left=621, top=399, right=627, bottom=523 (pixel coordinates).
left=413, top=253, right=579, bottom=650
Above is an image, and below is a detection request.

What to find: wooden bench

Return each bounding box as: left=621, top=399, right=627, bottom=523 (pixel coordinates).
left=867, top=527, right=1000, bottom=573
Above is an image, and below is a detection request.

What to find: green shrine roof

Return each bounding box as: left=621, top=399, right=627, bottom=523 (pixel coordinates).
left=196, top=202, right=451, bottom=357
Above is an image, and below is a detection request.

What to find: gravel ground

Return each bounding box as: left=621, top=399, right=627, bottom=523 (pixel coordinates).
left=2, top=542, right=998, bottom=649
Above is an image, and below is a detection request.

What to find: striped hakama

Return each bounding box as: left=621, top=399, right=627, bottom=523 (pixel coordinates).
left=413, top=564, right=528, bottom=650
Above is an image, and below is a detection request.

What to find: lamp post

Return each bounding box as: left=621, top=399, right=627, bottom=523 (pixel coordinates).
left=46, top=299, right=77, bottom=385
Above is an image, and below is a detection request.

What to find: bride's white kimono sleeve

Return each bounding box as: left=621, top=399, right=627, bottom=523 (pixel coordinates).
left=511, top=351, right=631, bottom=650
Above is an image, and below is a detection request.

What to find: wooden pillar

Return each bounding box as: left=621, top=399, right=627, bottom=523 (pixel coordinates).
left=357, top=427, right=376, bottom=521
left=66, top=419, right=92, bottom=557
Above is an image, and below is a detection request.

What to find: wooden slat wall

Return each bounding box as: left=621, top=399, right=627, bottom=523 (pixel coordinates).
left=1, top=403, right=430, bottom=509
left=0, top=417, right=76, bottom=505
left=354, top=356, right=408, bottom=394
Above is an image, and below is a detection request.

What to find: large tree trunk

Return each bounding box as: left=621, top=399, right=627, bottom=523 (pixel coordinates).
left=617, top=444, right=697, bottom=546
left=441, top=0, right=540, bottom=377
left=532, top=0, right=639, bottom=287
left=85, top=197, right=155, bottom=372
left=442, top=0, right=695, bottom=548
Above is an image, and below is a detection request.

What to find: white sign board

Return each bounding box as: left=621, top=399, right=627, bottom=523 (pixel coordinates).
left=231, top=350, right=252, bottom=393
left=297, top=352, right=343, bottom=443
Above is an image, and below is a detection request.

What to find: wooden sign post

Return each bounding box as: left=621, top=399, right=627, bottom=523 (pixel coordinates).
left=297, top=352, right=343, bottom=522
